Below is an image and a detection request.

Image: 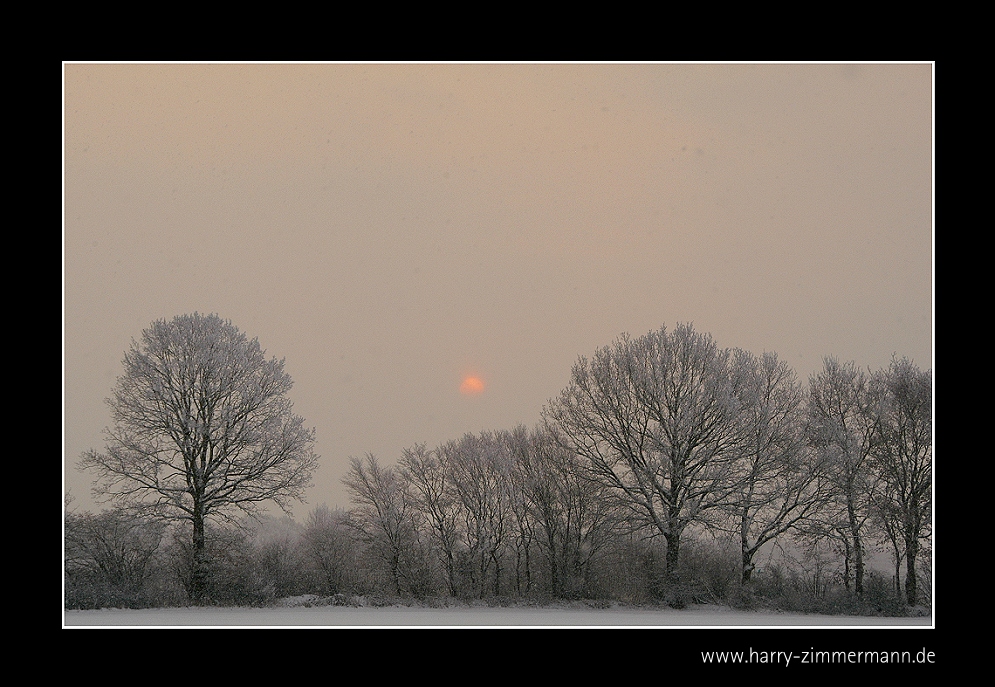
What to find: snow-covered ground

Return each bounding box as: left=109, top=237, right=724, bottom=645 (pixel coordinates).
left=63, top=603, right=933, bottom=627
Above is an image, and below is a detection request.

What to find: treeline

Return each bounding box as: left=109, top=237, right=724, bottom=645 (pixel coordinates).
left=65, top=324, right=931, bottom=614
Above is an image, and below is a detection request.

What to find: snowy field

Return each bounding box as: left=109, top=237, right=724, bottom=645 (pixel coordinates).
left=63, top=604, right=933, bottom=628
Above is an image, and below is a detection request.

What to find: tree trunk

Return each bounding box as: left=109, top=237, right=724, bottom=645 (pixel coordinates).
left=445, top=551, right=457, bottom=597
left=665, top=532, right=681, bottom=584
left=853, top=532, right=864, bottom=598
left=190, top=505, right=208, bottom=604
left=492, top=550, right=502, bottom=597
left=842, top=536, right=852, bottom=592
left=548, top=530, right=560, bottom=597
left=904, top=531, right=919, bottom=605
left=519, top=541, right=531, bottom=596
left=476, top=549, right=488, bottom=599
left=664, top=503, right=683, bottom=584
left=390, top=551, right=403, bottom=595
left=741, top=547, right=755, bottom=584
left=740, top=517, right=754, bottom=584
left=847, top=492, right=864, bottom=598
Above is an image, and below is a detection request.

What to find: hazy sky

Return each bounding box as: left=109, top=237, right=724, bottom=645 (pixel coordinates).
left=63, top=62, right=933, bottom=516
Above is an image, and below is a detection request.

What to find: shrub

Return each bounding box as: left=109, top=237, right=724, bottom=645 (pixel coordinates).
left=65, top=508, right=168, bottom=609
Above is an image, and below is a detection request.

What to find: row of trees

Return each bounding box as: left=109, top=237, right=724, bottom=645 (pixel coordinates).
left=69, top=315, right=930, bottom=610
left=554, top=325, right=932, bottom=603
left=341, top=325, right=931, bottom=606
left=343, top=428, right=619, bottom=600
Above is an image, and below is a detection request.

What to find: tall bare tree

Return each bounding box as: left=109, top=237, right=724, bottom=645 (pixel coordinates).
left=439, top=431, right=515, bottom=597
left=805, top=357, right=878, bottom=598
left=517, top=425, right=620, bottom=597
left=502, top=427, right=539, bottom=596
left=78, top=313, right=318, bottom=603
left=547, top=323, right=741, bottom=585
left=868, top=357, right=932, bottom=605
left=398, top=443, right=461, bottom=596
left=342, top=454, right=416, bottom=595
left=720, top=349, right=828, bottom=584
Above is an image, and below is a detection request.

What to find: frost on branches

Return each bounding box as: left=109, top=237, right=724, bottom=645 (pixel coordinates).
left=79, top=313, right=319, bottom=603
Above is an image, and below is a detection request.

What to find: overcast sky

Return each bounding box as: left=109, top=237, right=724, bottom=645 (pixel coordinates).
left=63, top=62, right=933, bottom=516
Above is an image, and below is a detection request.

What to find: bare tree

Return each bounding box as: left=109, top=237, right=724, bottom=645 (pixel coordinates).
left=719, top=349, right=828, bottom=584
left=868, top=357, right=932, bottom=605
left=398, top=443, right=461, bottom=596
left=547, top=323, right=741, bottom=585
left=342, top=454, right=408, bottom=595
left=440, top=431, right=515, bottom=598
left=805, top=357, right=878, bottom=598
left=517, top=425, right=619, bottom=598
left=78, top=313, right=318, bottom=603
left=250, top=515, right=309, bottom=599
left=342, top=454, right=434, bottom=596
left=302, top=504, right=356, bottom=595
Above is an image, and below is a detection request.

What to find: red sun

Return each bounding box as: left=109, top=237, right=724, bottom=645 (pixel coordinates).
left=460, top=376, right=486, bottom=396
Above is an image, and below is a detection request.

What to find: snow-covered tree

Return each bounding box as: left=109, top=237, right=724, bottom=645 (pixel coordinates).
left=79, top=313, right=318, bottom=603
left=439, top=431, right=516, bottom=598
left=301, top=504, right=357, bottom=595
left=398, top=443, right=461, bottom=597
left=718, top=349, right=828, bottom=584
left=804, top=357, right=878, bottom=598
left=516, top=424, right=620, bottom=597
left=343, top=452, right=440, bottom=596
left=868, top=356, right=932, bottom=605
left=546, top=323, right=742, bottom=585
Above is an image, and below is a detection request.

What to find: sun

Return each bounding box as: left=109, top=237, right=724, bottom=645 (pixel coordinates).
left=459, top=375, right=486, bottom=396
